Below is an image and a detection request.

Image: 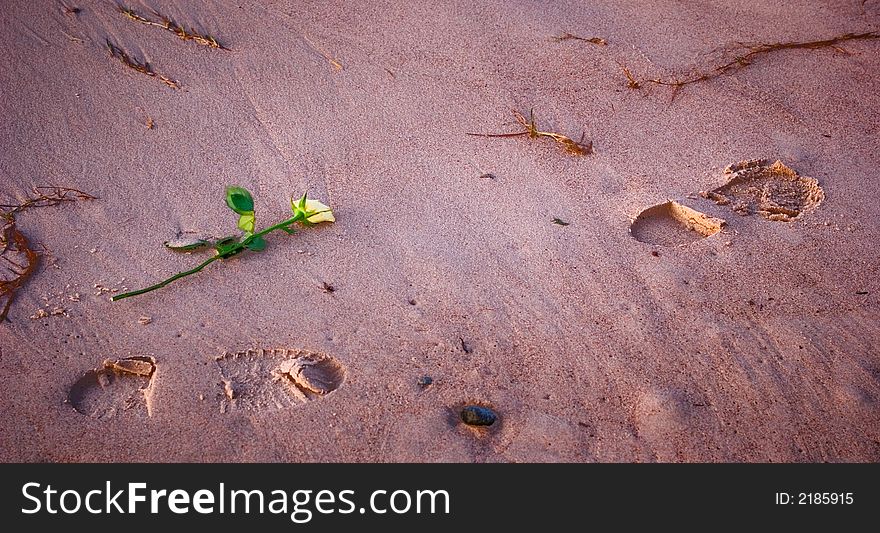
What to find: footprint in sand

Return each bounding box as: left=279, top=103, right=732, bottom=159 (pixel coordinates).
left=630, top=200, right=725, bottom=245
left=215, top=349, right=345, bottom=413
left=67, top=356, right=156, bottom=419
left=701, top=159, right=824, bottom=221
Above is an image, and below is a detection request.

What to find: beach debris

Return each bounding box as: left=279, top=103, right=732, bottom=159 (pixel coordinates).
left=106, top=39, right=179, bottom=89
left=1, top=218, right=38, bottom=322
left=164, top=234, right=211, bottom=251
left=321, top=281, right=336, bottom=293
left=702, top=160, right=824, bottom=221
left=621, top=31, right=880, bottom=100
left=302, top=35, right=343, bottom=71
left=1, top=187, right=95, bottom=321
left=460, top=405, right=498, bottom=427
left=138, top=316, right=153, bottom=325
left=418, top=376, right=434, bottom=389
left=112, top=188, right=334, bottom=301
left=552, top=217, right=570, bottom=226
left=467, top=109, right=592, bottom=156
left=119, top=6, right=229, bottom=50
left=479, top=173, right=496, bottom=180
left=459, top=337, right=472, bottom=354
left=552, top=32, right=607, bottom=46
left=0, top=187, right=96, bottom=214
left=620, top=64, right=641, bottom=89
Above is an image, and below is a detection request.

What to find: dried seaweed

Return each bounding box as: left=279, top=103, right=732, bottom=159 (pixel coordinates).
left=106, top=39, right=180, bottom=89
left=302, top=35, right=343, bottom=71
left=0, top=217, right=39, bottom=322
left=553, top=32, right=607, bottom=46
left=623, top=31, right=880, bottom=100
left=0, top=187, right=96, bottom=321
left=467, top=110, right=592, bottom=156
left=619, top=64, right=641, bottom=89
left=0, top=187, right=96, bottom=215
left=119, top=6, right=228, bottom=50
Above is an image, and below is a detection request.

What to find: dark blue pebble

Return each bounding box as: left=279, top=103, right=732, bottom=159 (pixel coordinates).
left=460, top=405, right=497, bottom=426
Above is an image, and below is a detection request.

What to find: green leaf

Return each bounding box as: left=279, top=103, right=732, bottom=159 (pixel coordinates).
left=225, top=186, right=254, bottom=214
left=164, top=236, right=209, bottom=251
left=245, top=235, right=267, bottom=252
left=214, top=235, right=241, bottom=256
left=237, top=212, right=255, bottom=233
left=213, top=235, right=239, bottom=247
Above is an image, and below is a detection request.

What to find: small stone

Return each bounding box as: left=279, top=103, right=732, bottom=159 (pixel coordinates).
left=138, top=316, right=153, bottom=325
left=30, top=309, right=49, bottom=319
left=418, top=376, right=433, bottom=388
left=460, top=405, right=497, bottom=426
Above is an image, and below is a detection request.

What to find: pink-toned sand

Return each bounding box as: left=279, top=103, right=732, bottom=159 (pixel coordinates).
left=1, top=0, right=879, bottom=462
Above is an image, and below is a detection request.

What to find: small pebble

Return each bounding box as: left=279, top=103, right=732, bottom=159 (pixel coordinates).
left=138, top=316, right=152, bottom=325
left=418, top=376, right=433, bottom=388
left=460, top=405, right=497, bottom=426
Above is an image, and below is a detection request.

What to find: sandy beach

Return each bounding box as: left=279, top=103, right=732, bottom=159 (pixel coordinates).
left=1, top=0, right=879, bottom=462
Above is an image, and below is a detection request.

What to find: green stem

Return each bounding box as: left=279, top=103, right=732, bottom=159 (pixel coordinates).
left=111, top=255, right=220, bottom=301
left=111, top=212, right=311, bottom=302
left=245, top=212, right=303, bottom=243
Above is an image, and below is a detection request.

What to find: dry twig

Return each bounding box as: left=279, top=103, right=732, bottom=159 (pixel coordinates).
left=0, top=187, right=96, bottom=214
left=119, top=6, right=228, bottom=50
left=623, top=31, right=879, bottom=100
left=467, top=110, right=592, bottom=156
left=106, top=39, right=179, bottom=89
left=553, top=32, right=607, bottom=46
